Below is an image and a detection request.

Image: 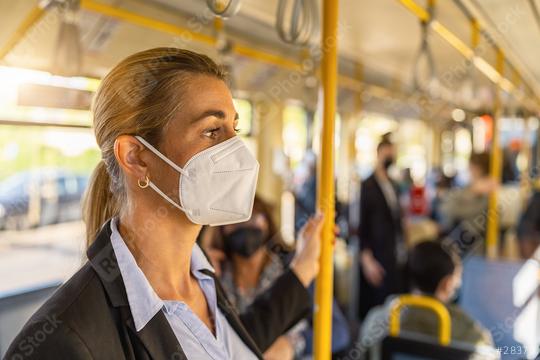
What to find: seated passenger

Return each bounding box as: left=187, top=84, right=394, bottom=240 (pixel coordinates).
left=200, top=195, right=351, bottom=359
left=358, top=241, right=494, bottom=355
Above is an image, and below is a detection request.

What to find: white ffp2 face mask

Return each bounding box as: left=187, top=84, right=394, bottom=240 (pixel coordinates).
left=135, top=135, right=259, bottom=226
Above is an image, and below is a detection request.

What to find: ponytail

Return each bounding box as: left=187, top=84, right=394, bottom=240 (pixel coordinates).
left=83, top=161, right=119, bottom=247
left=85, top=48, right=226, bottom=247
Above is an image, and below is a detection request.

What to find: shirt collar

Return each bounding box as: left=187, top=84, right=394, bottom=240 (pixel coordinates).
left=191, top=239, right=215, bottom=275
left=109, top=217, right=214, bottom=331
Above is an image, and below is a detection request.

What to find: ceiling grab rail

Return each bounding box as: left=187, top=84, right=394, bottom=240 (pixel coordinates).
left=213, top=17, right=236, bottom=93
left=51, top=0, right=83, bottom=76
left=412, top=0, right=438, bottom=98
left=276, top=0, right=319, bottom=46
left=206, top=0, right=242, bottom=19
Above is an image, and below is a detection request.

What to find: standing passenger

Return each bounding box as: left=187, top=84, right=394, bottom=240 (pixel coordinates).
left=4, top=48, right=325, bottom=360
left=440, top=152, right=496, bottom=255
left=359, top=136, right=405, bottom=319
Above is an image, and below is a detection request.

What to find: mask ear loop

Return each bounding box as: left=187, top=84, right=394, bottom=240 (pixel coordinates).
left=135, top=136, right=189, bottom=177
left=134, top=136, right=192, bottom=215
left=147, top=180, right=192, bottom=215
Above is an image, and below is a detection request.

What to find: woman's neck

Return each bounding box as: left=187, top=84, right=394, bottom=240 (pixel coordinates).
left=117, top=205, right=202, bottom=301
left=232, top=249, right=268, bottom=290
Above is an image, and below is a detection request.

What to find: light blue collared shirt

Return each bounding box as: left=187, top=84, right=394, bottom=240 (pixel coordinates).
left=109, top=218, right=257, bottom=360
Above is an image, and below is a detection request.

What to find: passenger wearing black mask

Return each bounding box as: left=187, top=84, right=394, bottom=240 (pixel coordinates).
left=200, top=196, right=306, bottom=359
left=200, top=195, right=352, bottom=358
left=358, top=136, right=406, bottom=319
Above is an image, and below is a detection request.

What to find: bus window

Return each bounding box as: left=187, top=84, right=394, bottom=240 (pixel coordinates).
left=283, top=103, right=308, bottom=169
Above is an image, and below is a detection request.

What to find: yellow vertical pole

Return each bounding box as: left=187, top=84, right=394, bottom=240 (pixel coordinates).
left=486, top=49, right=504, bottom=259
left=515, top=73, right=532, bottom=209
left=471, top=19, right=480, bottom=50
left=313, top=0, right=339, bottom=358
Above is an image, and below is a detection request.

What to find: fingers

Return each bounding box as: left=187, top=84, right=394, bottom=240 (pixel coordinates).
left=368, top=267, right=384, bottom=287
left=301, top=218, right=316, bottom=238
left=299, top=212, right=324, bottom=240
left=309, top=212, right=325, bottom=230
left=372, top=272, right=383, bottom=287
left=363, top=256, right=385, bottom=287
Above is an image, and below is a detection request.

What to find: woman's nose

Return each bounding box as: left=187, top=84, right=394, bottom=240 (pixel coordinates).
left=224, top=127, right=238, bottom=139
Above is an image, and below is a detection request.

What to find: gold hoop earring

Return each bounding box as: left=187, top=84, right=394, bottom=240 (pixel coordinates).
left=138, top=175, right=150, bottom=189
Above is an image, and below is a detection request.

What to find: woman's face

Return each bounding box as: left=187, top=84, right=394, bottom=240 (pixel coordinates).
left=142, top=75, right=239, bottom=216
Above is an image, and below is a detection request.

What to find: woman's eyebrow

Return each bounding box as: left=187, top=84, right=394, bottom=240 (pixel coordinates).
left=191, top=110, right=239, bottom=123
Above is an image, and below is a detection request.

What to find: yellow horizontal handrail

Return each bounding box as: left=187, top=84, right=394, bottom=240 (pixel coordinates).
left=0, top=4, right=48, bottom=60
left=81, top=0, right=215, bottom=45
left=389, top=294, right=452, bottom=346
left=80, top=0, right=302, bottom=72
left=397, top=0, right=532, bottom=100
left=79, top=0, right=454, bottom=105
left=81, top=0, right=419, bottom=104
left=399, top=0, right=430, bottom=22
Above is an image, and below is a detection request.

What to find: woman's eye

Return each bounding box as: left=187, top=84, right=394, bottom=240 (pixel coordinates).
left=204, top=128, right=220, bottom=138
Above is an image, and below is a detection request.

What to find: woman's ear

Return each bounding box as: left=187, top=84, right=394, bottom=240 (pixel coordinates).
left=114, top=135, right=148, bottom=180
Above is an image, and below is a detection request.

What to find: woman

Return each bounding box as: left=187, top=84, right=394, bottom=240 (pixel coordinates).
left=201, top=196, right=306, bottom=359
left=202, top=196, right=351, bottom=359
left=5, top=48, right=323, bottom=359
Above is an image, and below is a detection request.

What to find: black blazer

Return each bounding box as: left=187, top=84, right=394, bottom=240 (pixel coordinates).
left=4, top=220, right=311, bottom=359
left=359, top=173, right=403, bottom=264
left=358, top=174, right=404, bottom=318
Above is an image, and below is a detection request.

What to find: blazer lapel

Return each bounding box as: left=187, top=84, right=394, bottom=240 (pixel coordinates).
left=125, top=309, right=187, bottom=360
left=87, top=219, right=129, bottom=307
left=201, top=269, right=264, bottom=359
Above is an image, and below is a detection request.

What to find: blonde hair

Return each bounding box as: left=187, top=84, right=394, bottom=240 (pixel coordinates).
left=83, top=48, right=226, bottom=246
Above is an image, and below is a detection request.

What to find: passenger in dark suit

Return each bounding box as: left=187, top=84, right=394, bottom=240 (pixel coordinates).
left=358, top=138, right=405, bottom=319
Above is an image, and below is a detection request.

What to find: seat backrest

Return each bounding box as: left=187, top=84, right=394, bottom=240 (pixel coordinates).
left=380, top=334, right=477, bottom=360
left=368, top=295, right=502, bottom=360
left=389, top=294, right=451, bottom=346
